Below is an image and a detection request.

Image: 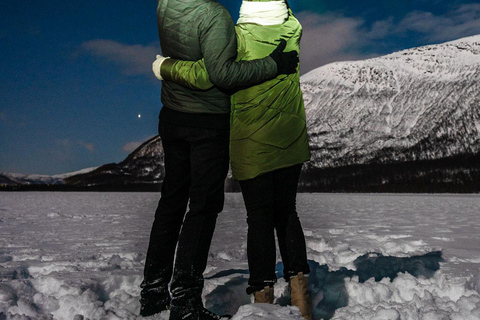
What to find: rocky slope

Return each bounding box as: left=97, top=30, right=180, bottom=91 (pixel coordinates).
left=64, top=136, right=164, bottom=188
left=301, top=35, right=480, bottom=169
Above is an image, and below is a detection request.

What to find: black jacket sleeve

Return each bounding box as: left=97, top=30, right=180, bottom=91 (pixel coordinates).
left=198, top=3, right=278, bottom=90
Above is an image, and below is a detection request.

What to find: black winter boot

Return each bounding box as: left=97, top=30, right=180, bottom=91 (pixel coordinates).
left=169, top=271, right=232, bottom=319
left=140, top=279, right=171, bottom=317
left=169, top=286, right=231, bottom=320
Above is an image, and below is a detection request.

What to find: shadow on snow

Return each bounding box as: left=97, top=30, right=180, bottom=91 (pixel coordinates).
left=205, top=251, right=443, bottom=320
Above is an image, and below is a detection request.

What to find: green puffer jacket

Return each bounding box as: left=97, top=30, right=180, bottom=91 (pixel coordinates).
left=160, top=7, right=311, bottom=181
left=157, top=0, right=277, bottom=115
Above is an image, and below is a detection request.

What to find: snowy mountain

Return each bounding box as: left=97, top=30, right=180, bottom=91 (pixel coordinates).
left=0, top=138, right=164, bottom=190
left=301, top=35, right=480, bottom=168
left=3, top=35, right=480, bottom=192
left=0, top=172, right=65, bottom=186
left=64, top=136, right=164, bottom=189
left=0, top=167, right=98, bottom=186
left=298, top=35, right=480, bottom=192
left=52, top=167, right=100, bottom=179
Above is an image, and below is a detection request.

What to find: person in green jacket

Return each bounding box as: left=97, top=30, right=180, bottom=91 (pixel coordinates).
left=153, top=1, right=312, bottom=319
left=142, top=0, right=300, bottom=319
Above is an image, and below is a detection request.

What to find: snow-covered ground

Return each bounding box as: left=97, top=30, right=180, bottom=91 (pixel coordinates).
left=1, top=192, right=480, bottom=319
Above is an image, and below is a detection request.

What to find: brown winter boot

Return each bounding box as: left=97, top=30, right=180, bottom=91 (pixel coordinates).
left=290, top=272, right=312, bottom=320
left=253, top=286, right=274, bottom=304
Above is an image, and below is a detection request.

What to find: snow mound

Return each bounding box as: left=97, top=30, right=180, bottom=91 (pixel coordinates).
left=333, top=272, right=480, bottom=320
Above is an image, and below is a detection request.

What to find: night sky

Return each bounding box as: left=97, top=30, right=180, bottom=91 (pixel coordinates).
left=1, top=0, right=480, bottom=175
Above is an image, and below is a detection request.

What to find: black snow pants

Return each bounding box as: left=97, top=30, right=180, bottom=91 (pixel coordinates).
left=239, top=164, right=310, bottom=292
left=142, top=117, right=230, bottom=301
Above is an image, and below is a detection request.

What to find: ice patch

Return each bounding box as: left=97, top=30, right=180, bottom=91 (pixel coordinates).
left=217, top=252, right=234, bottom=261
left=432, top=236, right=454, bottom=242
left=328, top=229, right=345, bottom=235
left=12, top=254, right=42, bottom=262
left=47, top=212, right=61, bottom=218
left=387, top=234, right=412, bottom=239
left=304, top=230, right=314, bottom=237
left=450, top=257, right=480, bottom=264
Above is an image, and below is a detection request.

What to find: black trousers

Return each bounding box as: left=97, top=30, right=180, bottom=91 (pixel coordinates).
left=142, top=119, right=230, bottom=297
left=239, top=164, right=310, bottom=290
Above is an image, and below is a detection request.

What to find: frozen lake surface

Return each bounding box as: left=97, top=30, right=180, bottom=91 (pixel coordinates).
left=1, top=192, right=480, bottom=319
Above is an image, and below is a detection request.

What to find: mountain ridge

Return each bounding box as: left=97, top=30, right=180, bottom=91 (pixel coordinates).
left=2, top=35, right=479, bottom=192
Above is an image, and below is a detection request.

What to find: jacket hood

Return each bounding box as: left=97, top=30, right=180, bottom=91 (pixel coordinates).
left=237, top=0, right=288, bottom=25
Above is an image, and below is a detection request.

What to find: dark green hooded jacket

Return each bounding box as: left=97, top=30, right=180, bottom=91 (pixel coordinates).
left=160, top=4, right=311, bottom=181
left=157, top=0, right=277, bottom=115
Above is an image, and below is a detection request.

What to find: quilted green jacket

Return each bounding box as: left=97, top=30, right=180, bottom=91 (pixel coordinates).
left=160, top=7, right=311, bottom=181
left=157, top=0, right=277, bottom=114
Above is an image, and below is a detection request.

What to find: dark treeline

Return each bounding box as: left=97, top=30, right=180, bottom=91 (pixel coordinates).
left=298, top=152, right=480, bottom=193
left=2, top=153, right=479, bottom=193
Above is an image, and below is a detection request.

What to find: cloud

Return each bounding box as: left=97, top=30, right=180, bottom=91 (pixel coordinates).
left=80, top=22, right=374, bottom=77
left=0, top=111, right=26, bottom=127
left=122, top=141, right=143, bottom=153
left=53, top=139, right=95, bottom=162
left=297, top=3, right=480, bottom=73
left=52, top=140, right=73, bottom=162
left=78, top=141, right=95, bottom=153
left=297, top=12, right=383, bottom=73
left=395, top=4, right=480, bottom=43
left=56, top=139, right=72, bottom=148
left=79, top=4, right=480, bottom=77
left=81, top=39, right=158, bottom=76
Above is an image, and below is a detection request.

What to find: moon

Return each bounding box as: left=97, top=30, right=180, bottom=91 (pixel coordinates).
left=138, top=114, right=142, bottom=119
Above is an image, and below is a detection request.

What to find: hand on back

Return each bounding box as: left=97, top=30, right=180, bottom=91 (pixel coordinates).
left=268, top=39, right=299, bottom=75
